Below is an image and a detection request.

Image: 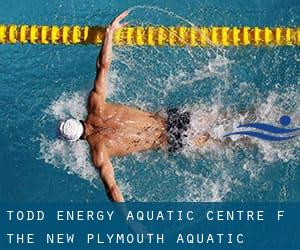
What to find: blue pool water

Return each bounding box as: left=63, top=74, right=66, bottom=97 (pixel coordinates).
left=0, top=0, right=299, bottom=202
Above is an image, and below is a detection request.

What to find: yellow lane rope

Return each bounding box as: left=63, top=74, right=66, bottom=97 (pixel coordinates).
left=0, top=25, right=299, bottom=46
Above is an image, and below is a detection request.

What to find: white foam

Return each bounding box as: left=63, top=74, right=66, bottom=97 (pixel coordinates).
left=39, top=92, right=98, bottom=185
left=46, top=92, right=87, bottom=120
left=180, top=89, right=300, bottom=163
left=39, top=134, right=97, bottom=184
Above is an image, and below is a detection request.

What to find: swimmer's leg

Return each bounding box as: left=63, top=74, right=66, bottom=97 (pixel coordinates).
left=190, top=107, right=258, bottom=148
left=189, top=113, right=218, bottom=147
left=192, top=132, right=211, bottom=147
left=192, top=133, right=254, bottom=148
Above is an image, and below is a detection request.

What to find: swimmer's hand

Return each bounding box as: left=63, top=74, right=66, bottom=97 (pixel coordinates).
left=107, top=10, right=129, bottom=33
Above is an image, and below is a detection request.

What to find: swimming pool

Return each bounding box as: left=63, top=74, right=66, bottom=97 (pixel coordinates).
left=0, top=0, right=299, bottom=202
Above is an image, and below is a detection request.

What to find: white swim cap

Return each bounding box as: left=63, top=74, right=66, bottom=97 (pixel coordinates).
left=58, top=118, right=84, bottom=142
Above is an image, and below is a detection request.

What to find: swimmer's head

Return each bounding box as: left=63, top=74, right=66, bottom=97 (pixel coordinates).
left=57, top=118, right=84, bottom=142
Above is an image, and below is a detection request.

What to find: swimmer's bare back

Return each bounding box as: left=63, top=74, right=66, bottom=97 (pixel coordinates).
left=86, top=102, right=168, bottom=156
left=81, top=11, right=168, bottom=202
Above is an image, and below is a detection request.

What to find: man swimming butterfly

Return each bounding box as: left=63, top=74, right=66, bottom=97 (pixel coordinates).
left=58, top=11, right=210, bottom=202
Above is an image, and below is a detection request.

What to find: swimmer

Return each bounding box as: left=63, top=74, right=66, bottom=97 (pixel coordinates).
left=58, top=11, right=211, bottom=202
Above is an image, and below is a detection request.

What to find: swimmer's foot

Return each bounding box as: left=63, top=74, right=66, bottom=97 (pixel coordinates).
left=193, top=133, right=210, bottom=147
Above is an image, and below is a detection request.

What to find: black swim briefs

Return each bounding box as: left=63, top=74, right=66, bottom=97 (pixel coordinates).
left=166, top=108, right=191, bottom=153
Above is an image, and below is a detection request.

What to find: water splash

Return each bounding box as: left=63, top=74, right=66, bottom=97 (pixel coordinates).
left=37, top=6, right=299, bottom=202
left=39, top=88, right=300, bottom=201
left=39, top=134, right=98, bottom=185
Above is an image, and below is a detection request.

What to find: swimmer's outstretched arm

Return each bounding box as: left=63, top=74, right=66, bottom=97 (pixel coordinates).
left=93, top=11, right=129, bottom=101
left=92, top=143, right=125, bottom=202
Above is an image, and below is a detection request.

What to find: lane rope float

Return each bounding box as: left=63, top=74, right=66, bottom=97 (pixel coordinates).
left=0, top=25, right=299, bottom=46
